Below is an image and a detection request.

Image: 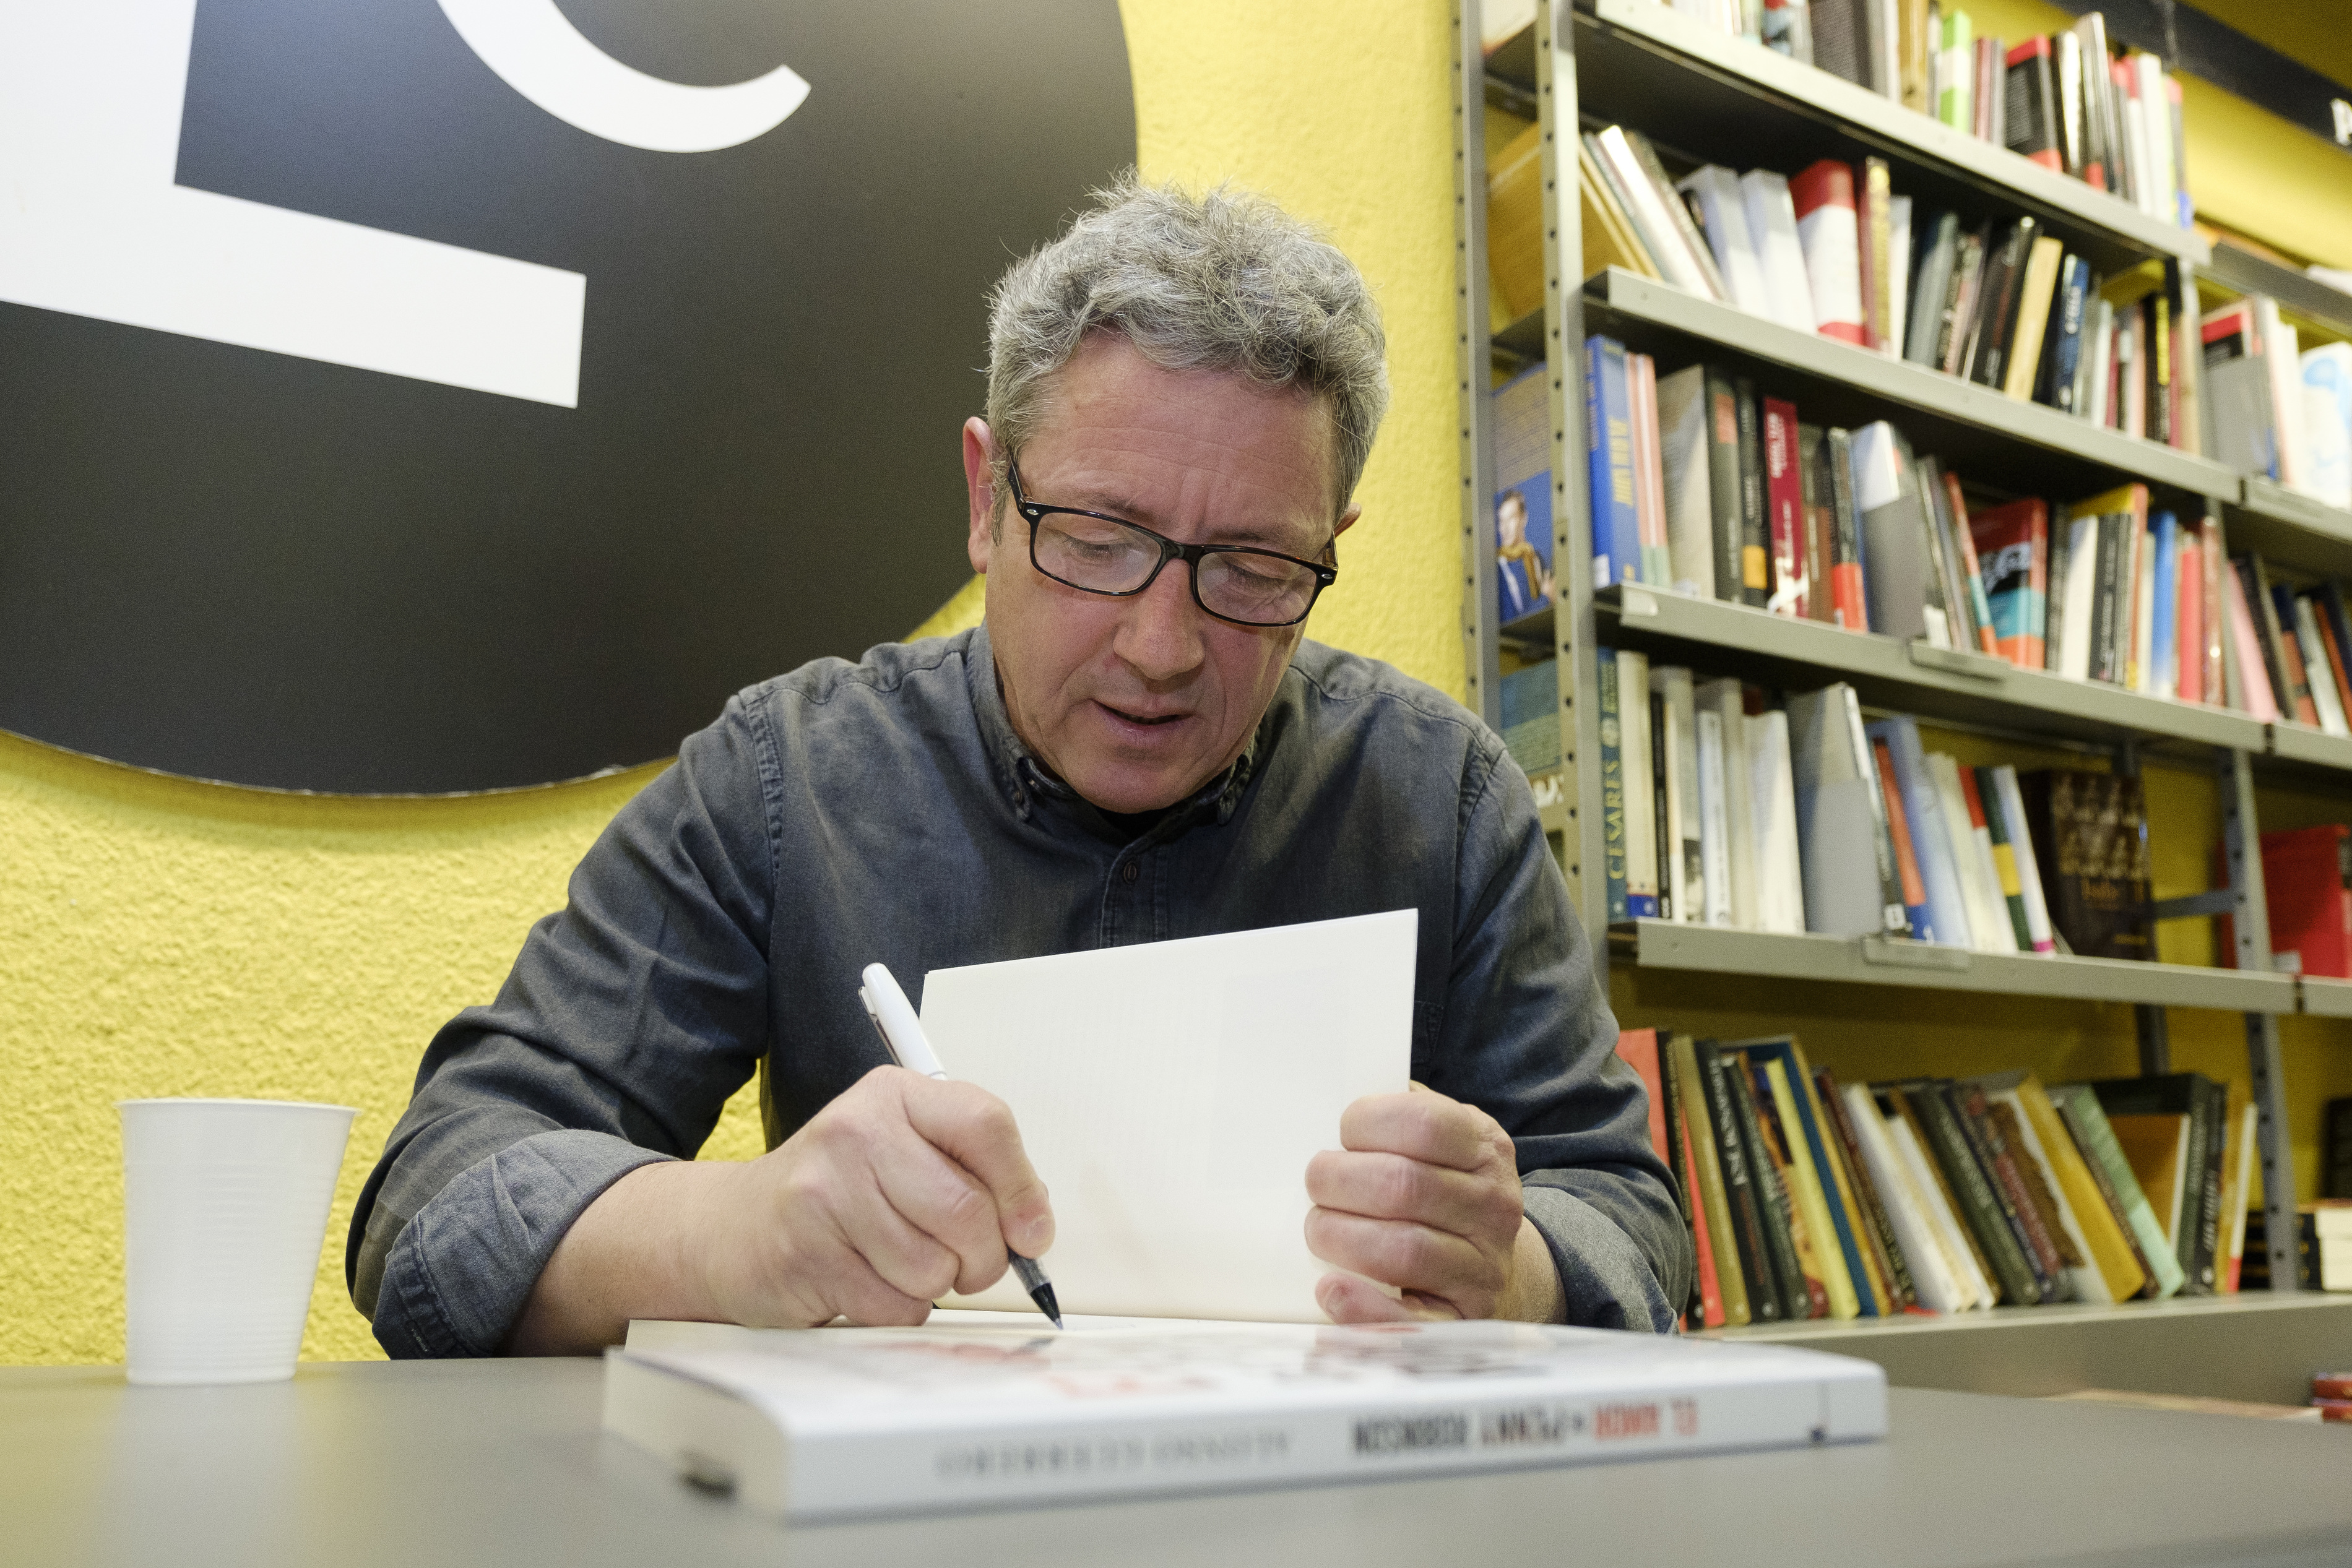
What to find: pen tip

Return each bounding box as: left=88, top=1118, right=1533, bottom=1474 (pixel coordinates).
left=1032, top=1282, right=1063, bottom=1330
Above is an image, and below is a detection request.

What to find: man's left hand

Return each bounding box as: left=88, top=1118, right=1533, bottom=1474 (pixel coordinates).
left=1305, top=1084, right=1565, bottom=1324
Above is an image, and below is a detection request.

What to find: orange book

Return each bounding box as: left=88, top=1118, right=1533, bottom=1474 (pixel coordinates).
left=1872, top=738, right=1930, bottom=937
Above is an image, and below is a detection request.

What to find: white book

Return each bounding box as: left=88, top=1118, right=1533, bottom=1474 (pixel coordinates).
left=1885, top=197, right=1913, bottom=359
left=1677, top=165, right=1773, bottom=319
left=2223, top=1100, right=2259, bottom=1288
left=1739, top=170, right=1818, bottom=334
left=2081, top=299, right=2115, bottom=426
left=1839, top=1086, right=1968, bottom=1314
left=1991, top=766, right=2057, bottom=954
left=2132, top=53, right=2174, bottom=223
left=1747, top=710, right=1807, bottom=934
left=1695, top=708, right=1734, bottom=927
left=1654, top=666, right=1703, bottom=922
left=2130, top=532, right=2156, bottom=694
left=2304, top=343, right=2352, bottom=511
left=1924, top=752, right=2013, bottom=955
left=1978, top=1087, right=2109, bottom=1305
left=921, top=911, right=1413, bottom=1322
left=1697, top=678, right=1758, bottom=928
left=2297, top=597, right=2351, bottom=737
left=1885, top=1108, right=1996, bottom=1311
left=1618, top=648, right=1661, bottom=919
left=1593, top=127, right=1721, bottom=301
left=2059, top=512, right=2099, bottom=681
left=603, top=1317, right=1888, bottom=1521
left=1655, top=366, right=1716, bottom=597
left=2259, top=298, right=2308, bottom=494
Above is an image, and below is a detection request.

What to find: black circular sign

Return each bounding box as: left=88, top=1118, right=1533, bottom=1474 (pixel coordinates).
left=0, top=0, right=1134, bottom=792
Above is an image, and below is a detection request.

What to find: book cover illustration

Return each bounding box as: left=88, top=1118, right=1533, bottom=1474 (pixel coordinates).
left=1493, top=364, right=1557, bottom=623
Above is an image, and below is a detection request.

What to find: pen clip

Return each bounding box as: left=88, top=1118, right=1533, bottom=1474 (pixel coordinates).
left=860, top=985, right=906, bottom=1070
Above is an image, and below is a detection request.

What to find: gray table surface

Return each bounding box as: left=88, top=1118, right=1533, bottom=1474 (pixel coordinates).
left=6, top=1359, right=2351, bottom=1567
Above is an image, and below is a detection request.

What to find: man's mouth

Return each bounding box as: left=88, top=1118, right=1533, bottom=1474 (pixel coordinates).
left=1098, top=701, right=1186, bottom=727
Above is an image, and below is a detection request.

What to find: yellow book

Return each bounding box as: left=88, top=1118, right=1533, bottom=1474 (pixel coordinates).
left=1762, top=1058, right=1861, bottom=1319
left=2011, top=1074, right=2148, bottom=1302
left=2002, top=236, right=2069, bottom=401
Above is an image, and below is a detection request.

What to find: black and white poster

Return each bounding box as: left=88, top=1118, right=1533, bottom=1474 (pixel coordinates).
left=0, top=1, right=1135, bottom=791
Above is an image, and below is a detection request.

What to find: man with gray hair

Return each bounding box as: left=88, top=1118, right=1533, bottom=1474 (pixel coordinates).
left=349, top=177, right=1690, bottom=1355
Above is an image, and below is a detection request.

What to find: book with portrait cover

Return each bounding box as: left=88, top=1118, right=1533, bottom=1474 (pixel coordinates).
left=1492, top=363, right=1555, bottom=624
left=606, top=1317, right=1886, bottom=1519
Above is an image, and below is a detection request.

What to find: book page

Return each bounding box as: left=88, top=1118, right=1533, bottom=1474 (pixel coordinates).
left=920, top=910, right=1416, bottom=1322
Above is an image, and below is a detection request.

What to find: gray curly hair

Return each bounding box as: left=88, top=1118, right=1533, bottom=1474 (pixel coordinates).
left=984, top=173, right=1390, bottom=521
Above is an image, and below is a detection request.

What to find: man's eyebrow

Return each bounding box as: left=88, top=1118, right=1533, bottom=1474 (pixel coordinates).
left=1051, top=485, right=1320, bottom=553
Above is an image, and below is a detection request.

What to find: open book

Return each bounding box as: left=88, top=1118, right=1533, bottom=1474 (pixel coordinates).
left=606, top=1316, right=1888, bottom=1520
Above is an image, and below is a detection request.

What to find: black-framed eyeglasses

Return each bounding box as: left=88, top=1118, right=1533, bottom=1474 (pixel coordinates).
left=1006, top=462, right=1338, bottom=629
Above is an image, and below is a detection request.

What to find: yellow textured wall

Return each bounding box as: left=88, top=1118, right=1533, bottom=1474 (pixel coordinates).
left=0, top=0, right=1460, bottom=1366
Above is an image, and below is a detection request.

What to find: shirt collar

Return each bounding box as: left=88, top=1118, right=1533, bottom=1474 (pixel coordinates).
left=962, top=621, right=1268, bottom=832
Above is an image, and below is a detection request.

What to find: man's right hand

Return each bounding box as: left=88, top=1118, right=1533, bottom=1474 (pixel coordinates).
left=506, top=1065, right=1052, bottom=1352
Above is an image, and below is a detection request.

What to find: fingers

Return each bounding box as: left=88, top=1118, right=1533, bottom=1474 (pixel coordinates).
left=1304, top=1148, right=1523, bottom=1241
left=1315, top=1272, right=1461, bottom=1324
left=894, top=1072, right=1055, bottom=1259
left=1304, top=1205, right=1500, bottom=1307
left=1338, top=1090, right=1510, bottom=1173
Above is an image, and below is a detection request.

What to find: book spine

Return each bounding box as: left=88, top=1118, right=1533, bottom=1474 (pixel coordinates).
left=1763, top=398, right=1807, bottom=616
left=1912, top=1083, right=2044, bottom=1304
left=1697, top=1040, right=1783, bottom=1320
left=2176, top=523, right=2205, bottom=705
left=1673, top=1035, right=1747, bottom=1326
left=1599, top=650, right=1628, bottom=924
left=1725, top=1051, right=1813, bottom=1319
left=2150, top=512, right=2177, bottom=699
left=1734, top=377, right=1770, bottom=608
left=1958, top=1083, right=2067, bottom=1296
left=1585, top=336, right=1639, bottom=590
left=1705, top=371, right=1747, bottom=605
left=1870, top=737, right=1931, bottom=940
left=2187, top=1077, right=2222, bottom=1293
left=2052, top=1086, right=2186, bottom=1297
left=1790, top=160, right=1864, bottom=345
left=1764, top=1046, right=1874, bottom=1316
left=1661, top=1038, right=1727, bottom=1328
left=1825, top=427, right=1870, bottom=631
left=1796, top=423, right=1835, bottom=623
left=1888, top=1089, right=2000, bottom=1300
left=1816, top=1067, right=1919, bottom=1309
left=1970, top=766, right=2036, bottom=950
left=1941, top=473, right=1999, bottom=657
left=2269, top=580, right=2321, bottom=725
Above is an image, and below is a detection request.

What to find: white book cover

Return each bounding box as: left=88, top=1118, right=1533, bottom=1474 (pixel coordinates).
left=1739, top=170, right=1818, bottom=334
left=2304, top=343, right=2352, bottom=511
left=1924, top=753, right=2012, bottom=955
left=2132, top=53, right=2174, bottom=222
left=2059, top=512, right=2100, bottom=681
left=1885, top=197, right=1913, bottom=358
left=1655, top=366, right=1716, bottom=597
left=1747, top=710, right=1807, bottom=934
left=604, top=1317, right=1888, bottom=1521
left=1677, top=165, right=1773, bottom=318
left=2082, top=299, right=2114, bottom=427
left=1695, top=708, right=1734, bottom=927
left=1979, top=1087, right=2109, bottom=1305
left=1885, top=1108, right=1996, bottom=1310
left=1839, top=1086, right=1968, bottom=1313
left=1697, top=679, right=1758, bottom=928
left=1619, top=648, right=1660, bottom=916
left=1654, top=666, right=1703, bottom=923
left=1795, top=189, right=1864, bottom=347
left=2256, top=297, right=2307, bottom=493
left=1594, top=127, right=1719, bottom=300
left=2294, top=597, right=2350, bottom=736
left=919, top=911, right=1414, bottom=1322
left=2223, top=1100, right=2258, bottom=1285
left=1991, top=766, right=2057, bottom=954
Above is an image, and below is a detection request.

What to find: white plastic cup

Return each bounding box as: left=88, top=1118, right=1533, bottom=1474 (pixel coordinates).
left=118, top=1098, right=357, bottom=1385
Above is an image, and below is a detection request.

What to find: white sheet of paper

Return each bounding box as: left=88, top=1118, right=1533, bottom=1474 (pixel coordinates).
left=923, top=909, right=1416, bottom=1322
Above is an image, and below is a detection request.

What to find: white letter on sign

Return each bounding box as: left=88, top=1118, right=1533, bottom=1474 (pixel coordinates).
left=0, top=2, right=586, bottom=407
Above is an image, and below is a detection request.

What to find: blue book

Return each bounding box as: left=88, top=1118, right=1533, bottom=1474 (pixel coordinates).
left=2039, top=256, right=2090, bottom=413
left=1598, top=649, right=1629, bottom=923
left=2148, top=512, right=2177, bottom=698
left=1583, top=335, right=1640, bottom=592
left=1736, top=1038, right=1880, bottom=1316
left=1865, top=716, right=1971, bottom=949
left=1492, top=364, right=1555, bottom=623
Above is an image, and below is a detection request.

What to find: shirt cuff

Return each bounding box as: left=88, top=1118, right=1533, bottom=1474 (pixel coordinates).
left=371, top=1129, right=674, bottom=1359
left=1521, top=1183, right=1681, bottom=1334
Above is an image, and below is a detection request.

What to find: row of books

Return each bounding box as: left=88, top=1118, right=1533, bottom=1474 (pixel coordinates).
left=1591, top=654, right=2151, bottom=958
left=1575, top=123, right=2198, bottom=449
left=1530, top=3, right=2194, bottom=231
left=1615, top=1031, right=2255, bottom=1325
left=2207, top=300, right=2352, bottom=510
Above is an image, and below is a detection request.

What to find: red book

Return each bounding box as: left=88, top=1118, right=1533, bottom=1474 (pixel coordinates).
left=1614, top=1028, right=1672, bottom=1165
left=1967, top=497, right=2047, bottom=668
left=1763, top=398, right=1806, bottom=618
left=2261, top=826, right=2352, bottom=980
left=2003, top=37, right=2064, bottom=173
left=2176, top=536, right=2205, bottom=705
left=1789, top=160, right=1865, bottom=346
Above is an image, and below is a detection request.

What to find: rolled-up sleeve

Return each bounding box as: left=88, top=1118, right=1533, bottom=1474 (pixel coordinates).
left=1439, top=739, right=1693, bottom=1332
left=347, top=696, right=779, bottom=1356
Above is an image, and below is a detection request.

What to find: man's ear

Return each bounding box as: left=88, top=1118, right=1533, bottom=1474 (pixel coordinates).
left=963, top=418, right=998, bottom=574
left=1331, top=502, right=1363, bottom=542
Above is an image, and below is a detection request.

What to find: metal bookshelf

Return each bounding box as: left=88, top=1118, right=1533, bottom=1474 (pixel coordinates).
left=1452, top=0, right=2314, bottom=1314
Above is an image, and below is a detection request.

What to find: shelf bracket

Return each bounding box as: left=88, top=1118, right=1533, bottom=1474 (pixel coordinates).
left=1859, top=936, right=1972, bottom=972
left=1905, top=640, right=2010, bottom=683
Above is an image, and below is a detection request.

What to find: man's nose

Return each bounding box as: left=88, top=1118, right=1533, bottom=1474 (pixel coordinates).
left=1112, top=558, right=1208, bottom=681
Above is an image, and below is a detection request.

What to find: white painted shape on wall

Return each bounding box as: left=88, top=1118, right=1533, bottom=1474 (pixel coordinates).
left=436, top=0, right=810, bottom=153
left=0, top=2, right=586, bottom=407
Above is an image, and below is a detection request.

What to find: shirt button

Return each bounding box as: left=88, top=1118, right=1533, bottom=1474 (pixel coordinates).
left=1122, top=861, right=1140, bottom=885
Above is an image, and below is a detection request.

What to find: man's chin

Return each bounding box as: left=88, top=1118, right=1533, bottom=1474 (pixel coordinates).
left=1068, top=762, right=1210, bottom=817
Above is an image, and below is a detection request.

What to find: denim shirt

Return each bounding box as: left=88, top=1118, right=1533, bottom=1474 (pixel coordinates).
left=348, top=626, right=1691, bottom=1355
